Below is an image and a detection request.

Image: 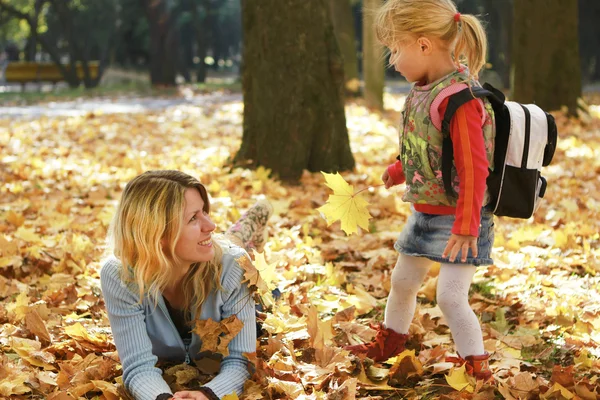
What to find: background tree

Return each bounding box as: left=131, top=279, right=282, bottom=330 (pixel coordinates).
left=187, top=0, right=211, bottom=83
left=0, top=0, right=44, bottom=60
left=362, top=0, right=384, bottom=111
left=512, top=0, right=581, bottom=114
left=329, top=0, right=360, bottom=96
left=235, top=0, right=355, bottom=182
left=0, top=0, right=116, bottom=88
left=140, top=0, right=178, bottom=86
left=579, top=0, right=600, bottom=84
left=483, top=0, right=512, bottom=88
left=113, top=0, right=150, bottom=67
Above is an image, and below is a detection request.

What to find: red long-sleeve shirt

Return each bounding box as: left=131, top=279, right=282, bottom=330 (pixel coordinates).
left=389, top=97, right=489, bottom=236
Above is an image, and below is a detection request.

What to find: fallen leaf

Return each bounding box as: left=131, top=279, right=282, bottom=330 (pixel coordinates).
left=25, top=308, right=52, bottom=345
left=445, top=364, right=474, bottom=393
left=541, top=382, right=575, bottom=399
left=317, top=172, right=371, bottom=235
left=194, top=315, right=244, bottom=357
left=388, top=349, right=425, bottom=386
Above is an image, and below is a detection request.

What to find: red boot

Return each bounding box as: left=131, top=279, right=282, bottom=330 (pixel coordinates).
left=446, top=352, right=494, bottom=382
left=344, top=324, right=409, bottom=362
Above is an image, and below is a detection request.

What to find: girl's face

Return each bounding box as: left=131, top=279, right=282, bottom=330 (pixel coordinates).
left=389, top=39, right=426, bottom=83
left=173, top=188, right=216, bottom=267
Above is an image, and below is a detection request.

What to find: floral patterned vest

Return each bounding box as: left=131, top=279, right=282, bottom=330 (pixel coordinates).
left=399, top=69, right=495, bottom=206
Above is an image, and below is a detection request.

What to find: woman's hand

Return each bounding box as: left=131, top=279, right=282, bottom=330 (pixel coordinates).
left=172, top=391, right=210, bottom=400
left=442, top=234, right=478, bottom=262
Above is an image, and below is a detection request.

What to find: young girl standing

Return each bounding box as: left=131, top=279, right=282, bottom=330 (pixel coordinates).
left=345, top=0, right=495, bottom=382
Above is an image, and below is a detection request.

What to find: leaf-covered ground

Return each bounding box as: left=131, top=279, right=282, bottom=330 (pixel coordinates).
left=1, top=90, right=599, bottom=400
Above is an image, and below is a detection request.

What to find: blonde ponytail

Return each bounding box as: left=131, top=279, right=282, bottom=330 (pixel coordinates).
left=453, top=13, right=488, bottom=80
left=373, top=0, right=489, bottom=80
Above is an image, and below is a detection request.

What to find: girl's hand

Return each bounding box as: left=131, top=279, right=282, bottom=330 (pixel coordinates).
left=172, top=391, right=210, bottom=400
left=382, top=169, right=396, bottom=189
left=442, top=234, right=478, bottom=262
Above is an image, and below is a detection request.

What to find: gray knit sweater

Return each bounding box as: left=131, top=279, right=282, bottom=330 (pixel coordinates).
left=100, top=244, right=256, bottom=399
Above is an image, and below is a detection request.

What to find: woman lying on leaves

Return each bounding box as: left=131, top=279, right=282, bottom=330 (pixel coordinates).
left=101, top=170, right=273, bottom=400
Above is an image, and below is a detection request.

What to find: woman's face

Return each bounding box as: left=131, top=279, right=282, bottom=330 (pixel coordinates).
left=173, top=188, right=216, bottom=267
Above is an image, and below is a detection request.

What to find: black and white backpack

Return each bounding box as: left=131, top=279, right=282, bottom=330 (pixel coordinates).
left=441, top=83, right=558, bottom=219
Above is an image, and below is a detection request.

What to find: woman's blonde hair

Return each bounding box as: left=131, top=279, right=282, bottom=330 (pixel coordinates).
left=374, top=0, right=487, bottom=80
left=108, top=170, right=223, bottom=321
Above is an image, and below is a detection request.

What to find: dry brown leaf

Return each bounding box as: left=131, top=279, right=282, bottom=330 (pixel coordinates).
left=1, top=92, right=600, bottom=400
left=388, top=349, right=425, bottom=386
left=194, top=318, right=224, bottom=354
left=194, top=315, right=244, bottom=357
left=25, top=308, right=52, bottom=345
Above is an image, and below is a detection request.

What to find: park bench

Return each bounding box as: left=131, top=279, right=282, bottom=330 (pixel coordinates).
left=0, top=61, right=99, bottom=87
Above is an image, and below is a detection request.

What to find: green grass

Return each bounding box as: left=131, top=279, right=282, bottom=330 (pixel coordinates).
left=0, top=79, right=241, bottom=105
left=470, top=279, right=496, bottom=298
left=194, top=80, right=242, bottom=93
left=0, top=81, right=158, bottom=104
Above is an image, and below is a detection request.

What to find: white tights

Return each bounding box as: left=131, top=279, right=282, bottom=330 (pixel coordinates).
left=384, top=254, right=485, bottom=357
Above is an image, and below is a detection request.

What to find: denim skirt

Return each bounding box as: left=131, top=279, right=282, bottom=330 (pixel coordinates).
left=394, top=206, right=495, bottom=266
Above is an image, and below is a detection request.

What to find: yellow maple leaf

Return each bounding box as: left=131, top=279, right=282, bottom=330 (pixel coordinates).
left=64, top=322, right=109, bottom=346
left=10, top=337, right=56, bottom=370
left=445, top=364, right=474, bottom=393
left=0, top=374, right=30, bottom=396
left=14, top=227, right=41, bottom=244
left=541, top=382, right=575, bottom=399
left=574, top=349, right=593, bottom=369
left=237, top=252, right=277, bottom=296
left=255, top=166, right=272, bottom=182
left=252, top=250, right=278, bottom=292
left=306, top=305, right=333, bottom=350
left=222, top=392, right=240, bottom=400
left=6, top=292, right=29, bottom=322
left=317, top=172, right=371, bottom=235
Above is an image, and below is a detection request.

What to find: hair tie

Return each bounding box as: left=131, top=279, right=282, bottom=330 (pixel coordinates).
left=454, top=12, right=461, bottom=22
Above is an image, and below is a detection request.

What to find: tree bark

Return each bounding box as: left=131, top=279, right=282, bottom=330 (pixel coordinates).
left=235, top=0, right=355, bottom=182
left=141, top=0, right=178, bottom=86
left=579, top=0, right=600, bottom=82
left=483, top=0, right=512, bottom=88
left=362, top=0, right=384, bottom=111
left=329, top=0, right=360, bottom=96
left=511, top=0, right=581, bottom=115
left=24, top=0, right=44, bottom=61
left=190, top=0, right=210, bottom=83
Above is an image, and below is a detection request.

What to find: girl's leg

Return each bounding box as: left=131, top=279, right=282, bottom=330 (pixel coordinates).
left=384, top=254, right=434, bottom=333
left=225, top=199, right=273, bottom=253
left=345, top=254, right=433, bottom=361
left=436, top=263, right=485, bottom=357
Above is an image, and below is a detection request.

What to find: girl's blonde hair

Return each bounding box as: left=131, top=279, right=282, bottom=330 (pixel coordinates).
left=108, top=170, right=223, bottom=321
left=374, top=0, right=487, bottom=80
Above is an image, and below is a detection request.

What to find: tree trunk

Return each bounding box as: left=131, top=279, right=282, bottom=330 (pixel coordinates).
left=483, top=0, right=512, bottom=88
left=329, top=0, right=360, bottom=96
left=579, top=0, right=600, bottom=83
left=141, top=0, right=177, bottom=86
left=24, top=0, right=44, bottom=61
left=235, top=0, right=355, bottom=182
left=191, top=0, right=210, bottom=83
left=362, top=0, right=384, bottom=111
left=511, top=0, right=581, bottom=115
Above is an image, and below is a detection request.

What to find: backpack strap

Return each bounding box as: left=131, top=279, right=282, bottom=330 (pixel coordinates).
left=441, top=86, right=493, bottom=198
